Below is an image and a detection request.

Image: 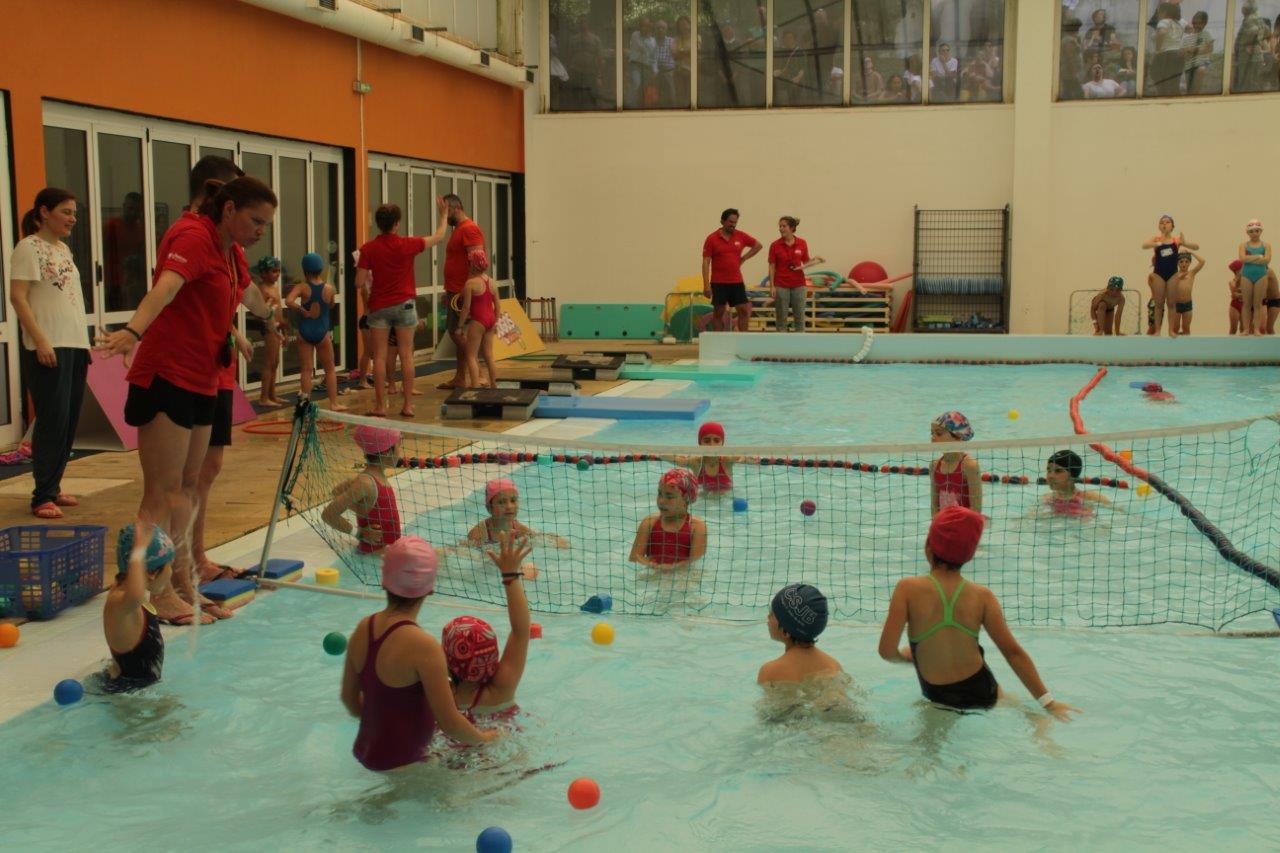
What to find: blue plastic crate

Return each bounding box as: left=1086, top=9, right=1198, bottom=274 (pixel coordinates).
left=0, top=525, right=107, bottom=620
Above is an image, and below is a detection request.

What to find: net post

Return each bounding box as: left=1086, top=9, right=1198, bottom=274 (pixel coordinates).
left=257, top=398, right=312, bottom=575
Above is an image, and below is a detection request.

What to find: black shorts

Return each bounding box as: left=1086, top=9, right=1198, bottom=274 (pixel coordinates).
left=208, top=389, right=234, bottom=447
left=446, top=295, right=463, bottom=334
left=358, top=313, right=369, bottom=331
left=125, top=376, right=217, bottom=430
left=710, top=283, right=750, bottom=308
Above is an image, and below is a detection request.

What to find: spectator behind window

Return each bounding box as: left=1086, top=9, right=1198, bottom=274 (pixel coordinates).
left=1082, top=63, right=1125, bottom=98
left=1060, top=15, right=1085, bottom=100
left=929, top=42, right=960, bottom=101
left=1115, top=45, right=1139, bottom=96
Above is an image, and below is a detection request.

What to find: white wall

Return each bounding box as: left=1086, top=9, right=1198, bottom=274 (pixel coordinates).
left=523, top=1, right=1280, bottom=336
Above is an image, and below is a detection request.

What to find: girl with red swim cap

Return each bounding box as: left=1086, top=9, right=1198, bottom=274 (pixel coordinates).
left=629, top=468, right=708, bottom=569
left=878, top=506, right=1080, bottom=719
left=669, top=421, right=742, bottom=494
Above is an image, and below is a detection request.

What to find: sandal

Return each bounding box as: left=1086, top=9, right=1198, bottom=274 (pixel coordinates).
left=436, top=381, right=458, bottom=391
left=54, top=494, right=79, bottom=507
left=198, top=563, right=251, bottom=584
left=33, top=502, right=63, bottom=520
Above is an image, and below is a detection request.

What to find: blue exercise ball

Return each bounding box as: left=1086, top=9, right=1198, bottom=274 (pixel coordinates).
left=54, top=679, right=83, bottom=706
left=476, top=826, right=512, bottom=853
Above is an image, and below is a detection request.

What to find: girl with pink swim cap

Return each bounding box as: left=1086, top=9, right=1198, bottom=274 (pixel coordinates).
left=466, top=478, right=569, bottom=554
left=629, top=468, right=708, bottom=570
left=322, top=424, right=404, bottom=554
left=341, top=536, right=500, bottom=772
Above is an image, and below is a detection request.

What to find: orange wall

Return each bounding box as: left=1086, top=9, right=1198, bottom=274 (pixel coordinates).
left=1, top=0, right=523, bottom=239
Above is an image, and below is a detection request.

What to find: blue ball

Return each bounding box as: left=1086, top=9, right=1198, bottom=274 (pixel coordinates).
left=732, top=497, right=749, bottom=513
left=476, top=826, right=512, bottom=853
left=54, top=679, right=83, bottom=706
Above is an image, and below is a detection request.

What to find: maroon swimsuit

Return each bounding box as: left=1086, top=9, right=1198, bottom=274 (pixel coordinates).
left=353, top=619, right=436, bottom=771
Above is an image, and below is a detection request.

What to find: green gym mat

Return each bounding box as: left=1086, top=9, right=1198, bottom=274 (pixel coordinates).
left=620, top=363, right=761, bottom=382
left=666, top=303, right=714, bottom=342
left=560, top=304, right=664, bottom=339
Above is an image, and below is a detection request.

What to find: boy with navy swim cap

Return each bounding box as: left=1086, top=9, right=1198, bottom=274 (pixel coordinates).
left=757, top=583, right=844, bottom=685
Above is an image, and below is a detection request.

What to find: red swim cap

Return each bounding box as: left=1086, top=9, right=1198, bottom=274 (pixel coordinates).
left=927, top=506, right=985, bottom=566
left=698, top=421, right=725, bottom=442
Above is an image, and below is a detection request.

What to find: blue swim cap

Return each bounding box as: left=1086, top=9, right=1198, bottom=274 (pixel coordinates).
left=301, top=252, right=326, bottom=275
left=116, top=524, right=176, bottom=574
left=771, top=583, right=829, bottom=643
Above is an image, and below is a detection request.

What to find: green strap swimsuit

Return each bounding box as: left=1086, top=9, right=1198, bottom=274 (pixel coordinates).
left=909, top=576, right=980, bottom=643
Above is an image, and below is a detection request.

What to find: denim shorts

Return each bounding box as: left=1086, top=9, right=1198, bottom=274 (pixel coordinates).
left=366, top=301, right=417, bottom=329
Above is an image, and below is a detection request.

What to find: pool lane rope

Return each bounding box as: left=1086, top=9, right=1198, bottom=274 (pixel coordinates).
left=1071, top=367, right=1280, bottom=593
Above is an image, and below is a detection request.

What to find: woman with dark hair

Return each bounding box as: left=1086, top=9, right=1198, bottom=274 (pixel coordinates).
left=8, top=188, right=90, bottom=519
left=97, top=176, right=275, bottom=624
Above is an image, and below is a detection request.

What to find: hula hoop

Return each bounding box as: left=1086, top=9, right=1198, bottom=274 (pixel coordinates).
left=450, top=293, right=464, bottom=311
left=242, top=418, right=343, bottom=436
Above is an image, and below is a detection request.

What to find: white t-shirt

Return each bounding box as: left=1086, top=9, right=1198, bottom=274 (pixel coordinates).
left=1082, top=78, right=1125, bottom=98
left=8, top=235, right=90, bottom=350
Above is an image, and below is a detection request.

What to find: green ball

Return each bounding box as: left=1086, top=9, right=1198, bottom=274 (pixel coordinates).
left=323, top=631, right=347, bottom=656
left=576, top=458, right=591, bottom=471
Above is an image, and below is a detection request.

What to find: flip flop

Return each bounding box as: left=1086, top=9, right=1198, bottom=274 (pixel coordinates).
left=54, top=494, right=79, bottom=507
left=32, top=502, right=63, bottom=520
left=198, top=564, right=251, bottom=583
left=436, top=381, right=458, bottom=391
left=157, top=611, right=216, bottom=626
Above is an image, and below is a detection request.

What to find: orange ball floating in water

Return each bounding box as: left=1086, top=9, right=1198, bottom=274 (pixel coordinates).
left=0, top=623, right=18, bottom=648
left=568, top=777, right=601, bottom=810
left=1136, top=484, right=1152, bottom=497
left=1119, top=449, right=1133, bottom=461
left=591, top=623, right=614, bottom=645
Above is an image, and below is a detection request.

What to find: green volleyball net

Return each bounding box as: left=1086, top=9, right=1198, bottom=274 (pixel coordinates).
left=276, top=405, right=1280, bottom=631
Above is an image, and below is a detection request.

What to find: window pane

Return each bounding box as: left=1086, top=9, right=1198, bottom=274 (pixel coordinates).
left=98, top=133, right=146, bottom=314
left=151, top=140, right=189, bottom=251
left=414, top=294, right=436, bottom=350
left=1060, top=1, right=1140, bottom=100
left=698, top=1, right=767, bottom=108
left=411, top=173, right=435, bottom=289
left=929, top=1, right=1004, bottom=103
left=623, top=1, right=692, bottom=109
left=279, top=156, right=308, bottom=378
left=852, top=3, right=924, bottom=104
left=1230, top=1, right=1280, bottom=93
left=550, top=0, right=616, bottom=111
left=367, top=166, right=383, bottom=236
left=773, top=1, right=844, bottom=106
left=387, top=170, right=408, bottom=222
left=200, top=146, right=234, bottom=161
left=476, top=181, right=493, bottom=266
left=1145, top=2, right=1227, bottom=97
left=241, top=152, right=275, bottom=272
left=495, top=183, right=511, bottom=281
left=42, top=127, right=93, bottom=311
left=313, top=161, right=341, bottom=367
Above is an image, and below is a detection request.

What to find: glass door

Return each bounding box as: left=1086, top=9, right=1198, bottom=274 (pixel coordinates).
left=410, top=168, right=438, bottom=350
left=92, top=125, right=150, bottom=331
left=0, top=106, right=23, bottom=448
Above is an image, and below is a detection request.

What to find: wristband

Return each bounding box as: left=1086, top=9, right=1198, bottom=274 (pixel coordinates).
left=124, top=326, right=142, bottom=341
left=1037, top=692, right=1054, bottom=708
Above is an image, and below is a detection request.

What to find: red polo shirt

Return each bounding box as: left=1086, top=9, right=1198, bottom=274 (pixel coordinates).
left=444, top=219, right=486, bottom=294
left=702, top=228, right=759, bottom=284
left=357, top=233, right=427, bottom=312
left=128, top=213, right=237, bottom=397
left=768, top=237, right=810, bottom=288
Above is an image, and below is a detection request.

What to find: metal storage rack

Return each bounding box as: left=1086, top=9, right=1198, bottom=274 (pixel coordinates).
left=912, top=206, right=1010, bottom=333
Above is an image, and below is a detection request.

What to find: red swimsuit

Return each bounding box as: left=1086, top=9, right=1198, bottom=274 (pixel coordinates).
left=356, top=476, right=402, bottom=554
left=353, top=619, right=435, bottom=771
left=697, top=460, right=733, bottom=493
left=933, top=454, right=972, bottom=510
left=469, top=276, right=498, bottom=331
left=645, top=515, right=693, bottom=564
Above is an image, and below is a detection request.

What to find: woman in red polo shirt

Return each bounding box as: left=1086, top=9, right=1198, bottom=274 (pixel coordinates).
left=767, top=216, right=824, bottom=332
left=354, top=198, right=448, bottom=417
left=97, top=176, right=274, bottom=623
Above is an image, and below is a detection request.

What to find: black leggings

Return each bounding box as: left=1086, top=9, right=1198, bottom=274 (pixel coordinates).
left=22, top=347, right=89, bottom=509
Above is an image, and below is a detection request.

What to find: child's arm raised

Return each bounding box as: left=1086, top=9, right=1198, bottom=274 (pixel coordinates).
left=1178, top=232, right=1200, bottom=251
left=982, top=588, right=1080, bottom=721
left=485, top=532, right=535, bottom=701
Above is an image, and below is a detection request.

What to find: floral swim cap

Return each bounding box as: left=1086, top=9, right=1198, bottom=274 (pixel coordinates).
left=933, top=411, right=974, bottom=441
left=442, top=615, right=500, bottom=684
left=659, top=468, right=699, bottom=505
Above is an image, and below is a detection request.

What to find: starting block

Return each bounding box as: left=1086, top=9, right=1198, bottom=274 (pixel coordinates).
left=199, top=578, right=256, bottom=610
left=584, top=350, right=652, bottom=365
left=550, top=355, right=624, bottom=381
left=442, top=388, right=541, bottom=420
left=495, top=378, right=581, bottom=396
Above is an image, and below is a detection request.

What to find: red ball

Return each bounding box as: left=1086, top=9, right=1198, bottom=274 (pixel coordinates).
left=568, top=777, right=600, bottom=810
left=447, top=456, right=462, bottom=468
left=879, top=465, right=890, bottom=473
left=800, top=500, right=817, bottom=516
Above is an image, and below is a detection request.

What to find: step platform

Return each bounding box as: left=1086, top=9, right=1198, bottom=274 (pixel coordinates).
left=534, top=395, right=709, bottom=420
left=495, top=378, right=581, bottom=396
left=198, top=578, right=256, bottom=610
left=442, top=388, right=541, bottom=420
left=244, top=558, right=305, bottom=583
left=620, top=363, right=760, bottom=382
left=584, top=350, right=652, bottom=365
left=550, top=355, right=624, bottom=381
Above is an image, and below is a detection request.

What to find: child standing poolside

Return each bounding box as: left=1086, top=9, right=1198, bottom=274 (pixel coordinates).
left=1168, top=249, right=1205, bottom=337
left=444, top=531, right=535, bottom=724
left=1228, top=260, right=1244, bottom=335
left=323, top=425, right=403, bottom=554
left=102, top=521, right=174, bottom=693
left=1039, top=450, right=1111, bottom=518
left=285, top=253, right=347, bottom=412
left=459, top=249, right=501, bottom=389
left=757, top=583, right=841, bottom=685
left=1141, top=214, right=1199, bottom=336
left=877, top=506, right=1080, bottom=719
left=342, top=536, right=499, bottom=772
left=251, top=256, right=286, bottom=406
left=1238, top=219, right=1272, bottom=335
left=930, top=411, right=982, bottom=516
left=1090, top=276, right=1126, bottom=335
left=630, top=468, right=707, bottom=569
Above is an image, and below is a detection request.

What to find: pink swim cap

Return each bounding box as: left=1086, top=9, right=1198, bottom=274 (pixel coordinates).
left=467, top=248, right=490, bottom=274
left=442, top=615, right=500, bottom=683
left=659, top=468, right=698, bottom=505
left=380, top=536, right=438, bottom=598
left=486, top=478, right=518, bottom=505
left=353, top=424, right=401, bottom=456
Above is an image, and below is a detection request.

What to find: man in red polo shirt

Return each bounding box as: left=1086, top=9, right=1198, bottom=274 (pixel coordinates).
left=439, top=192, right=486, bottom=390
left=702, top=208, right=763, bottom=332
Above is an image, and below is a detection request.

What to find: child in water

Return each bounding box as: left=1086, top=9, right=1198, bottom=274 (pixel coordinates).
left=285, top=252, right=346, bottom=411
left=323, top=425, right=403, bottom=554
left=342, top=536, right=499, bottom=772
left=670, top=421, right=737, bottom=494
left=930, top=411, right=983, bottom=516
left=101, top=521, right=174, bottom=693
left=629, top=468, right=707, bottom=569
left=878, top=506, right=1080, bottom=719
left=1090, top=276, right=1126, bottom=335
left=458, top=478, right=567, bottom=579
left=757, top=583, right=841, bottom=685
left=1038, top=449, right=1111, bottom=518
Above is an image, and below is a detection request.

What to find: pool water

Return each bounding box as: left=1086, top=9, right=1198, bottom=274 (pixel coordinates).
left=3, top=586, right=1277, bottom=850
left=592, top=364, right=1280, bottom=445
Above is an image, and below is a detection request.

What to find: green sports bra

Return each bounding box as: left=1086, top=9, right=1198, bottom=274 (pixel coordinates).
left=908, top=576, right=981, bottom=644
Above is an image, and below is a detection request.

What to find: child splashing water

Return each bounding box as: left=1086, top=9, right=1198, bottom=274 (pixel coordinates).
left=101, top=521, right=175, bottom=693
left=1038, top=450, right=1112, bottom=518
left=630, top=468, right=707, bottom=570
left=323, top=425, right=403, bottom=554
left=930, top=411, right=983, bottom=516
left=286, top=253, right=347, bottom=411
left=456, top=478, right=567, bottom=578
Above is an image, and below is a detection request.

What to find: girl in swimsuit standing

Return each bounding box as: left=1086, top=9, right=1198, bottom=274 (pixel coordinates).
left=1237, top=219, right=1273, bottom=335
left=630, top=468, right=707, bottom=570
left=878, top=506, right=1080, bottom=718
left=930, top=411, right=983, bottom=517
left=285, top=252, right=346, bottom=412
left=1141, top=215, right=1199, bottom=336
left=668, top=421, right=739, bottom=495
left=458, top=248, right=501, bottom=389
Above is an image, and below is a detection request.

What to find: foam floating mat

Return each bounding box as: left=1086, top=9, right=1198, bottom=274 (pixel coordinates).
left=534, top=395, right=710, bottom=420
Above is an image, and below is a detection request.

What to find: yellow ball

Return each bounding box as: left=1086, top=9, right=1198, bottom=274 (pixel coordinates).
left=1007, top=410, right=1019, bottom=420
left=1136, top=484, right=1152, bottom=497
left=591, top=622, right=615, bottom=645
